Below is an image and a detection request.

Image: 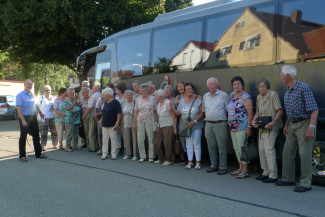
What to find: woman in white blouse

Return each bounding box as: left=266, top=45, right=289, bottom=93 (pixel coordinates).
left=38, top=85, right=58, bottom=151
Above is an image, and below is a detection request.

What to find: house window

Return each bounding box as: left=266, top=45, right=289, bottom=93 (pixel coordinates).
left=216, top=45, right=232, bottom=58
left=239, top=34, right=261, bottom=50
left=183, top=53, right=187, bottom=64
left=235, top=20, right=245, bottom=28
left=190, top=50, right=194, bottom=63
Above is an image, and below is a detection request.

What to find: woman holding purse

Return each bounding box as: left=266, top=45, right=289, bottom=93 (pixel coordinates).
left=173, top=83, right=204, bottom=170
left=252, top=78, right=283, bottom=183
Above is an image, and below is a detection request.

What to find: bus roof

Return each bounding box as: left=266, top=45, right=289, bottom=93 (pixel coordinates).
left=100, top=0, right=269, bottom=45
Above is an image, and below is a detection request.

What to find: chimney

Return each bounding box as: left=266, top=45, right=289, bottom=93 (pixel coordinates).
left=291, top=9, right=302, bottom=25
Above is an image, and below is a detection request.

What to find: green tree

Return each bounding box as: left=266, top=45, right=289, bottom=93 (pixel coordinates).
left=0, top=0, right=192, bottom=82
left=165, top=0, right=193, bottom=12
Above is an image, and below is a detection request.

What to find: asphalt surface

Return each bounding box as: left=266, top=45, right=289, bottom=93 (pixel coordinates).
left=0, top=119, right=324, bottom=217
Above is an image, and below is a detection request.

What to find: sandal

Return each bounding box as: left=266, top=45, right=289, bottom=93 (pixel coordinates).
left=19, top=157, right=28, bottom=162
left=195, top=163, right=201, bottom=170
left=185, top=162, right=193, bottom=170
left=235, top=171, right=249, bottom=179
left=230, top=169, right=242, bottom=176
left=37, top=154, right=47, bottom=159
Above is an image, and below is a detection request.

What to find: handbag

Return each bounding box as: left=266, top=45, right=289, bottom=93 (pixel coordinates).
left=240, top=137, right=258, bottom=162
left=255, top=116, right=272, bottom=129
left=79, top=105, right=86, bottom=138
left=179, top=96, right=197, bottom=137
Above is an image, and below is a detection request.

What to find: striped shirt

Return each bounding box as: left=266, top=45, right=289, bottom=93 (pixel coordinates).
left=284, top=80, right=318, bottom=121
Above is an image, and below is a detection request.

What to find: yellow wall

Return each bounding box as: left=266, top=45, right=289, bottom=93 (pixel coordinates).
left=213, top=8, right=299, bottom=67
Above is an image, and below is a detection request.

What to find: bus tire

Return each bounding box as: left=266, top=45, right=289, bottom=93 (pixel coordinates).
left=312, top=141, right=325, bottom=187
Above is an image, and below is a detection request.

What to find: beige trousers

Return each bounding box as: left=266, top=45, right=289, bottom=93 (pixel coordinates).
left=137, top=121, right=156, bottom=159
left=258, top=129, right=278, bottom=179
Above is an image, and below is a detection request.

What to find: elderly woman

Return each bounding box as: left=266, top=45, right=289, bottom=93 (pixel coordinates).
left=99, top=88, right=122, bottom=160
left=252, top=78, right=283, bottom=183
left=154, top=89, right=177, bottom=166
left=173, top=81, right=187, bottom=165
left=64, top=87, right=81, bottom=152
left=115, top=84, right=126, bottom=104
left=53, top=87, right=66, bottom=150
left=121, top=90, right=138, bottom=160
left=133, top=83, right=157, bottom=163
left=227, top=76, right=253, bottom=178
left=38, top=85, right=58, bottom=151
left=80, top=87, right=91, bottom=150
left=174, top=83, right=204, bottom=170
left=164, top=85, right=174, bottom=102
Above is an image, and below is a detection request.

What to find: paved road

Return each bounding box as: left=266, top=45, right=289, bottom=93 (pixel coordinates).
left=0, top=119, right=324, bottom=217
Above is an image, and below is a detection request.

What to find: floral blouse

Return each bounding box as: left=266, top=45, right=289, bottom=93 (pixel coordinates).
left=227, top=91, right=251, bottom=131
left=64, top=98, right=81, bottom=125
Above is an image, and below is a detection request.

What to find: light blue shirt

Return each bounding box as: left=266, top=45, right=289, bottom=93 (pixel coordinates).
left=16, top=90, right=37, bottom=116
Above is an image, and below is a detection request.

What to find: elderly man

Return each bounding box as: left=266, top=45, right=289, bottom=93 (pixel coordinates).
left=132, top=80, right=140, bottom=99
left=203, top=77, right=229, bottom=175
left=276, top=65, right=318, bottom=192
left=16, top=79, right=47, bottom=162
left=83, top=85, right=102, bottom=152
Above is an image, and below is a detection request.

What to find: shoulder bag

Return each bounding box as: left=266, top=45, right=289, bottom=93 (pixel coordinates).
left=179, top=96, right=197, bottom=137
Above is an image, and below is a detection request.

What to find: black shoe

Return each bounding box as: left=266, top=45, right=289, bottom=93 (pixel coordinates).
left=217, top=169, right=227, bottom=175
left=81, top=144, right=87, bottom=148
left=293, top=186, right=312, bottom=192
left=262, top=177, right=277, bottom=183
left=173, top=159, right=185, bottom=165
left=206, top=167, right=218, bottom=173
left=275, top=180, right=296, bottom=186
left=256, top=175, right=268, bottom=180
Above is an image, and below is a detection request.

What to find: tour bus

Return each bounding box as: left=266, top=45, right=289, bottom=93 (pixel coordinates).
left=76, top=0, right=325, bottom=185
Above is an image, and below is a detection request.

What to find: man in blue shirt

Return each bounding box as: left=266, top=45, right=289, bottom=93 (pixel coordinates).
left=275, top=65, right=318, bottom=192
left=16, top=79, right=47, bottom=162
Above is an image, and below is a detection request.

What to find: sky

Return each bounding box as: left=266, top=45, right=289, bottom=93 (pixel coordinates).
left=193, top=0, right=215, bottom=5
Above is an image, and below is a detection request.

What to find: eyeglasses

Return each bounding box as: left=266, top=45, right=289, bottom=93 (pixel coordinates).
left=45, top=90, right=51, bottom=92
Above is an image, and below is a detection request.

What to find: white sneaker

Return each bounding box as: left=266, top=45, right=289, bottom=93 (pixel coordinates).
left=154, top=160, right=161, bottom=164
left=139, top=158, right=145, bottom=163
left=149, top=158, right=154, bottom=163
left=162, top=161, right=172, bottom=166
left=132, top=156, right=138, bottom=161
left=122, top=155, right=128, bottom=160
left=96, top=150, right=102, bottom=155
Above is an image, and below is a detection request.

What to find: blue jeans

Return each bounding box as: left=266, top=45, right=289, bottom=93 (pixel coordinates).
left=185, top=129, right=202, bottom=161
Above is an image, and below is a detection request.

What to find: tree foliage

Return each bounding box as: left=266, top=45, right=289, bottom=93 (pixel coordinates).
left=0, top=0, right=192, bottom=71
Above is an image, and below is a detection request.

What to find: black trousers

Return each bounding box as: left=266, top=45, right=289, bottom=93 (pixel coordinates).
left=19, top=116, right=42, bottom=158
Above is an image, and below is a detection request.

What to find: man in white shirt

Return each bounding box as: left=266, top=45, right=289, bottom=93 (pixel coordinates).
left=203, top=77, right=229, bottom=175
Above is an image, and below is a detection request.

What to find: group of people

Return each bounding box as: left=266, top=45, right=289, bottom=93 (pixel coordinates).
left=16, top=65, right=318, bottom=193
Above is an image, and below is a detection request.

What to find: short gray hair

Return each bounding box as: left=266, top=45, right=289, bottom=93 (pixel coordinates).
left=82, top=80, right=90, bottom=87
left=281, top=65, right=297, bottom=78
left=256, top=78, right=270, bottom=89
left=66, top=87, right=75, bottom=94
left=81, top=87, right=90, bottom=93
left=24, top=79, right=33, bottom=84
left=140, top=83, right=149, bottom=91
left=132, top=80, right=140, bottom=85
left=164, top=85, right=173, bottom=92
left=125, top=90, right=134, bottom=96
left=156, top=89, right=166, bottom=98
left=147, top=81, right=155, bottom=89
left=93, top=85, right=101, bottom=92
left=207, top=77, right=218, bottom=86
left=43, top=85, right=51, bottom=91
left=102, top=88, right=114, bottom=97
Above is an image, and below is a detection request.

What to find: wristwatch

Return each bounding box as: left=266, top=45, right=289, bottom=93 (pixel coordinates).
left=194, top=120, right=198, bottom=124
left=309, top=124, right=316, bottom=129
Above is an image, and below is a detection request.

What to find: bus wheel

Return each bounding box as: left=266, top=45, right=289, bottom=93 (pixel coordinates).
left=312, top=141, right=325, bottom=187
